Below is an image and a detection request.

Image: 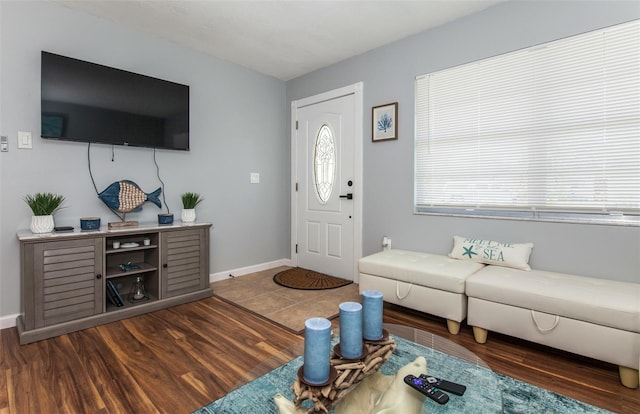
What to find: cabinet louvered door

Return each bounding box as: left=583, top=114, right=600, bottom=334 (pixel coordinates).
left=34, top=238, right=103, bottom=328
left=161, top=228, right=208, bottom=298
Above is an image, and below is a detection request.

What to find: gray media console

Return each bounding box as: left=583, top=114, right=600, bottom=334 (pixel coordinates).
left=16, top=222, right=213, bottom=344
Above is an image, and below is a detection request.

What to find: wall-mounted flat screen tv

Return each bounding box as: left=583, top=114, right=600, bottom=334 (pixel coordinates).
left=41, top=51, right=189, bottom=151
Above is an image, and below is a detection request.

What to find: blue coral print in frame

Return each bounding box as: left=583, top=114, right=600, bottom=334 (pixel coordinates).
left=372, top=102, right=398, bottom=142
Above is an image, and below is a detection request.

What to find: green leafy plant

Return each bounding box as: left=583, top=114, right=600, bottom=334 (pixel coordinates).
left=24, top=192, right=65, bottom=216
left=181, top=192, right=203, bottom=209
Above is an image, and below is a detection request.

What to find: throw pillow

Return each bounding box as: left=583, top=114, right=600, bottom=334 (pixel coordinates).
left=449, top=235, right=533, bottom=270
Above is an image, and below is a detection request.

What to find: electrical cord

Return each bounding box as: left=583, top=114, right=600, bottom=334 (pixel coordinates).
left=87, top=142, right=99, bottom=194
left=153, top=148, right=170, bottom=214
left=87, top=142, right=123, bottom=221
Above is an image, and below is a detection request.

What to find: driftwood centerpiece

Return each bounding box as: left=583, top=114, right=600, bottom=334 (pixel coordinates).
left=292, top=335, right=397, bottom=413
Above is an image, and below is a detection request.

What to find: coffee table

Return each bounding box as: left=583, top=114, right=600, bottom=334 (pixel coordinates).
left=207, top=323, right=503, bottom=413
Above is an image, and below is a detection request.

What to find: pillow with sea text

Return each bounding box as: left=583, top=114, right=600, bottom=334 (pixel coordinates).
left=448, top=236, right=534, bottom=270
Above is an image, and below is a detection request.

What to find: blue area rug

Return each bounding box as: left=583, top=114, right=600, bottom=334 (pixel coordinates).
left=194, top=336, right=611, bottom=414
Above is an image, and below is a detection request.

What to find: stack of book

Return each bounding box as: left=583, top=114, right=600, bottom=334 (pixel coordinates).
left=106, top=280, right=125, bottom=307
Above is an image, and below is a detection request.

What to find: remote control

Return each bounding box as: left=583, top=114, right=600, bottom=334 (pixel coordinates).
left=403, top=374, right=449, bottom=404
left=54, top=226, right=74, bottom=232
left=419, top=374, right=467, bottom=395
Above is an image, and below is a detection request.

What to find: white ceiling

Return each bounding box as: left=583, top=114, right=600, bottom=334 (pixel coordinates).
left=57, top=0, right=506, bottom=81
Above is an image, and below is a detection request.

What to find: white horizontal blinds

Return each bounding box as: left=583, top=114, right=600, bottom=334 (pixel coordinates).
left=415, top=20, right=640, bottom=214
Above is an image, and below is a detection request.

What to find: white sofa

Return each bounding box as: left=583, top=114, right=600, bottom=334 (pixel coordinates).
left=358, top=249, right=485, bottom=334
left=358, top=249, right=640, bottom=389
left=466, top=265, right=640, bottom=389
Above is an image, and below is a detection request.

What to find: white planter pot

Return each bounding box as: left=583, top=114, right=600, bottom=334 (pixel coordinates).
left=31, top=215, right=55, bottom=234
left=181, top=209, right=196, bottom=223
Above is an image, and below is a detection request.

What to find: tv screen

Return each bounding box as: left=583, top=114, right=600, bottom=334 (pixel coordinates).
left=41, top=51, right=189, bottom=151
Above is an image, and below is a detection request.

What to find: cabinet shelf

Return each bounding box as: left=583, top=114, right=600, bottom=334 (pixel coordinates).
left=106, top=294, right=158, bottom=312
left=106, top=244, right=157, bottom=254
left=106, top=262, right=157, bottom=279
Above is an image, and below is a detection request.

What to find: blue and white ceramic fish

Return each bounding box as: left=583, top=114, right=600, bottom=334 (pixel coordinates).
left=98, top=180, right=162, bottom=213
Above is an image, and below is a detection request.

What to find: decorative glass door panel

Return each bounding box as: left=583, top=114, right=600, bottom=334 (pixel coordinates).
left=314, top=124, right=336, bottom=204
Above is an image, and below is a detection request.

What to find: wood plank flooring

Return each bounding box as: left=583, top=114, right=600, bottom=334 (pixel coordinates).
left=1, top=293, right=638, bottom=413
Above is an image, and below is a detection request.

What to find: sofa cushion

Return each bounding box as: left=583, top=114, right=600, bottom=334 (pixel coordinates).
left=449, top=236, right=534, bottom=270
left=466, top=266, right=640, bottom=333
left=358, top=249, right=485, bottom=294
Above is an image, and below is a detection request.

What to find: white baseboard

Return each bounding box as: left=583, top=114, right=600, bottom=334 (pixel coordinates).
left=210, top=258, right=293, bottom=283
left=1, top=313, right=19, bottom=329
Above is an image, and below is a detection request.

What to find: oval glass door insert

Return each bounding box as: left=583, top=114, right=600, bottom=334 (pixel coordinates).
left=314, top=124, right=336, bottom=204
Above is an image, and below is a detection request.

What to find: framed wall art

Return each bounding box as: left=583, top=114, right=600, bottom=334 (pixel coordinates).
left=372, top=102, right=398, bottom=142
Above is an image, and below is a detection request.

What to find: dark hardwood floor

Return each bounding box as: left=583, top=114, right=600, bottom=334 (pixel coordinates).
left=1, top=295, right=637, bottom=413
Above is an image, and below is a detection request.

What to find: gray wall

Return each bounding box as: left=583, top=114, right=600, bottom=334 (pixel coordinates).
left=0, top=1, right=289, bottom=317
left=287, top=0, right=640, bottom=283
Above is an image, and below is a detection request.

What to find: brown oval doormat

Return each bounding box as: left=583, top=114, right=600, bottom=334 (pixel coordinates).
left=273, top=267, right=353, bottom=290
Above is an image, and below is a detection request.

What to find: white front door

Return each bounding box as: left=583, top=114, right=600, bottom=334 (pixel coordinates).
left=292, top=83, right=363, bottom=281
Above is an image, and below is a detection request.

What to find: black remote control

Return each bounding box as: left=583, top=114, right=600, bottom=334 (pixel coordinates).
left=54, top=226, right=74, bottom=232
left=419, top=374, right=467, bottom=395
left=404, top=374, right=449, bottom=404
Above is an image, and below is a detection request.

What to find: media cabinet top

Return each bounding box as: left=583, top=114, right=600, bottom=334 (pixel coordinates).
left=17, top=221, right=213, bottom=242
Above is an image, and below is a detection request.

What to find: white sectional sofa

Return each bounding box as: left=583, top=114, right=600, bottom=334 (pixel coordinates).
left=358, top=248, right=640, bottom=389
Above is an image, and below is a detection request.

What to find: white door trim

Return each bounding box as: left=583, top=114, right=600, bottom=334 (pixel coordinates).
left=291, top=82, right=363, bottom=282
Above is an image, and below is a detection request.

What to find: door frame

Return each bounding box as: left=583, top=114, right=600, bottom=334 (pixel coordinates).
left=291, top=82, right=363, bottom=282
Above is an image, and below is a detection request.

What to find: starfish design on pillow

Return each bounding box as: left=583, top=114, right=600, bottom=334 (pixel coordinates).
left=463, top=245, right=477, bottom=259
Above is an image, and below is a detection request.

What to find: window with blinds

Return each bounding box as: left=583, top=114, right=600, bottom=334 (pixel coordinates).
left=414, top=20, right=639, bottom=225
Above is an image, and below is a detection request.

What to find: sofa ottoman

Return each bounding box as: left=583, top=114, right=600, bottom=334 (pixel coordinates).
left=466, top=265, right=640, bottom=388
left=358, top=249, right=485, bottom=334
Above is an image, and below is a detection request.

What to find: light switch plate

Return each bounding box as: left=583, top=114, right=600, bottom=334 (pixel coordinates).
left=250, top=173, right=260, bottom=184
left=17, top=131, right=32, bottom=149
left=1, top=136, right=8, bottom=152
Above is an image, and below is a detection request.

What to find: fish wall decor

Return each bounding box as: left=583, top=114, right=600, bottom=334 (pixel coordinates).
left=98, top=180, right=162, bottom=215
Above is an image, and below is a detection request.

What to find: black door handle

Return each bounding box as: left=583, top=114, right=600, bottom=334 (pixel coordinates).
left=339, top=193, right=353, bottom=200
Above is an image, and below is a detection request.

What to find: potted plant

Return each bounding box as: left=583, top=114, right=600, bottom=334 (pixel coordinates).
left=24, top=192, right=65, bottom=233
left=180, top=192, right=203, bottom=223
